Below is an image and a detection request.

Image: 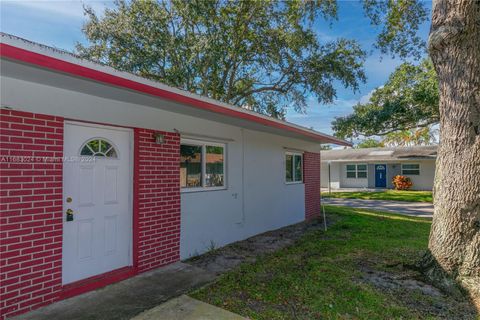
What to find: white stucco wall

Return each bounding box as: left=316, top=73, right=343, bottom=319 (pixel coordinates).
left=400, top=160, right=435, bottom=191
left=1, top=75, right=318, bottom=259
left=339, top=163, right=369, bottom=188
left=320, top=163, right=329, bottom=188
left=180, top=129, right=308, bottom=258
left=320, top=162, right=340, bottom=189
left=320, top=160, right=435, bottom=191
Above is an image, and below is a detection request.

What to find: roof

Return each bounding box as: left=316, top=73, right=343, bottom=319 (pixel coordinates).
left=0, top=33, right=351, bottom=147
left=321, top=145, right=438, bottom=162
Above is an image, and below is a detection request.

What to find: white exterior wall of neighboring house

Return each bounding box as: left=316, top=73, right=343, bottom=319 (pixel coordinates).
left=320, top=162, right=340, bottom=189
left=339, top=163, right=369, bottom=188
left=399, top=160, right=436, bottom=191
left=2, top=74, right=318, bottom=259
left=320, top=159, right=436, bottom=191
left=320, top=162, right=329, bottom=188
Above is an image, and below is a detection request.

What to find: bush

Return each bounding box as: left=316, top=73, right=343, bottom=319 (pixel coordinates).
left=392, top=175, right=413, bottom=190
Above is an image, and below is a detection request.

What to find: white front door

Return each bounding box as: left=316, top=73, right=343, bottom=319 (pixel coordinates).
left=62, top=122, right=132, bottom=284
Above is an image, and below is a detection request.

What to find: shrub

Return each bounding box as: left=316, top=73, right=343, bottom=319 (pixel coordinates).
left=392, top=175, right=413, bottom=190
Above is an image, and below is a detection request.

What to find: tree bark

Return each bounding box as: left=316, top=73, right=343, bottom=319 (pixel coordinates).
left=425, top=0, right=480, bottom=309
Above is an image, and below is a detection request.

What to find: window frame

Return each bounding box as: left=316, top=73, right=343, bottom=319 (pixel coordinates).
left=79, top=137, right=119, bottom=159
left=285, top=151, right=304, bottom=184
left=401, top=163, right=420, bottom=175
left=180, top=138, right=227, bottom=193
left=345, top=163, right=368, bottom=179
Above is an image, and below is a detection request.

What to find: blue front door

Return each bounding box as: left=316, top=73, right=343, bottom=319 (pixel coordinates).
left=375, top=164, right=387, bottom=188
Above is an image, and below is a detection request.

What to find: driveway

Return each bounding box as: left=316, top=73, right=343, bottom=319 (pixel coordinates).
left=322, top=198, right=433, bottom=218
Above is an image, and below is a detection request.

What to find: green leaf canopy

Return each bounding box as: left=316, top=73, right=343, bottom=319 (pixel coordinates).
left=332, top=59, right=439, bottom=139
left=77, top=0, right=370, bottom=117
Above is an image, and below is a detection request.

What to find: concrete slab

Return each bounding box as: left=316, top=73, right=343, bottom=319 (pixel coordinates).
left=322, top=198, right=433, bottom=218
left=131, top=295, right=247, bottom=320
left=11, top=262, right=216, bottom=320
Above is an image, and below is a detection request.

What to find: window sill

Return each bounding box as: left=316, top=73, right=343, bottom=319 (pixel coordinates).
left=181, top=186, right=227, bottom=193
left=285, top=181, right=304, bottom=185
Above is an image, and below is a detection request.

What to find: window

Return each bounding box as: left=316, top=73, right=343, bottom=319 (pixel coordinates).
left=402, top=163, right=420, bottom=175
left=357, top=164, right=367, bottom=178
left=346, top=164, right=367, bottom=179
left=285, top=152, right=303, bottom=183
left=180, top=140, right=225, bottom=190
left=80, top=138, right=118, bottom=158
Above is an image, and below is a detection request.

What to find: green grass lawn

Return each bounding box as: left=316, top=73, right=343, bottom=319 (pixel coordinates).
left=191, top=206, right=475, bottom=319
left=322, top=190, right=433, bottom=202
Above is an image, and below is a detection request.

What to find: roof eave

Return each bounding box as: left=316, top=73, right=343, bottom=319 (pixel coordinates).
left=0, top=34, right=351, bottom=147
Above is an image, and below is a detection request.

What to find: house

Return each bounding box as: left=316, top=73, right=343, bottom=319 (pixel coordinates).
left=0, top=33, right=350, bottom=318
left=321, top=146, right=437, bottom=191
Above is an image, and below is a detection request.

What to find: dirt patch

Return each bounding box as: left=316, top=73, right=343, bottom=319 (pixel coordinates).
left=358, top=263, right=477, bottom=319
left=187, top=215, right=334, bottom=275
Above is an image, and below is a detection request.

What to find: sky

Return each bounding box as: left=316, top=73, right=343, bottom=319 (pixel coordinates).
left=0, top=0, right=431, bottom=137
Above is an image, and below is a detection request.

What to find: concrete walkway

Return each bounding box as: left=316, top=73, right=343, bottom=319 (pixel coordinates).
left=12, top=263, right=216, bottom=320
left=322, top=198, right=433, bottom=218
left=11, top=218, right=326, bottom=320
left=131, top=295, right=247, bottom=320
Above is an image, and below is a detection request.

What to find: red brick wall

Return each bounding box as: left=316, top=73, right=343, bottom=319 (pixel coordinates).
left=0, top=109, right=64, bottom=319
left=0, top=111, right=182, bottom=319
left=304, top=151, right=321, bottom=220
left=135, top=129, right=181, bottom=272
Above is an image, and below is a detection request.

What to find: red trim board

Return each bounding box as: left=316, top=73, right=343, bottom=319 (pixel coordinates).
left=61, top=267, right=135, bottom=300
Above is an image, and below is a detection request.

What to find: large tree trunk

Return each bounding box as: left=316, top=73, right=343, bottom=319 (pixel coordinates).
left=425, top=0, right=480, bottom=308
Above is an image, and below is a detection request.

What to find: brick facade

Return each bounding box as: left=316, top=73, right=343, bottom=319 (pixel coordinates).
left=0, top=108, right=318, bottom=318
left=0, top=109, right=64, bottom=318
left=135, top=129, right=181, bottom=272
left=0, top=111, right=182, bottom=319
left=304, top=152, right=321, bottom=220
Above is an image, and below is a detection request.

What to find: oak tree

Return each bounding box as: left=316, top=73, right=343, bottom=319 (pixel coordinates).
left=356, top=138, right=384, bottom=148
left=422, top=0, right=480, bottom=307
left=77, top=0, right=368, bottom=117
left=333, top=59, right=439, bottom=139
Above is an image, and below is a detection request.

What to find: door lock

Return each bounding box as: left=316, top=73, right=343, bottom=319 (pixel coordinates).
left=66, top=197, right=73, bottom=203
left=66, top=208, right=74, bottom=222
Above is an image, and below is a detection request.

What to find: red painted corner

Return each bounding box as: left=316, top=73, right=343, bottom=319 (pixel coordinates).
left=132, top=128, right=140, bottom=273
left=304, top=152, right=321, bottom=220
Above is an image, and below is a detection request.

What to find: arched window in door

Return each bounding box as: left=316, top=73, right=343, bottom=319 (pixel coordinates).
left=79, top=138, right=118, bottom=158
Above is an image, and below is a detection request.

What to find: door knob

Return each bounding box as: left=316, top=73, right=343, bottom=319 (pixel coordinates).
left=66, top=208, right=74, bottom=222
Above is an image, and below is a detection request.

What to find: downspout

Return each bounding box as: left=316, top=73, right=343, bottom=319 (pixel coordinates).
left=241, top=128, right=246, bottom=225
left=321, top=156, right=328, bottom=231
left=328, top=161, right=331, bottom=194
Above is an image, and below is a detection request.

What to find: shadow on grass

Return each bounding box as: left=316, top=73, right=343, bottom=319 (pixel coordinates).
left=345, top=207, right=432, bottom=224
left=191, top=205, right=478, bottom=319
left=322, top=190, right=433, bottom=203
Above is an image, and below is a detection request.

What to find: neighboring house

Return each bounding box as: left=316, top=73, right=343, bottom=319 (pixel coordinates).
left=0, top=34, right=349, bottom=318
left=321, top=146, right=437, bottom=191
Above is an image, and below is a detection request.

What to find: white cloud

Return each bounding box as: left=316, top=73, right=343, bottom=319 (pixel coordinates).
left=358, top=88, right=377, bottom=104
left=286, top=96, right=363, bottom=134
left=364, top=54, right=403, bottom=81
